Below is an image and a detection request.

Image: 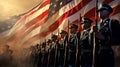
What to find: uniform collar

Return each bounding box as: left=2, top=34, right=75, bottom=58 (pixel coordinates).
left=83, top=28, right=91, bottom=32
left=102, top=18, right=110, bottom=23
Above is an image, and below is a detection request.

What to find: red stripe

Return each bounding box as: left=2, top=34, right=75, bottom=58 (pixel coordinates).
left=19, top=18, right=47, bottom=41
left=84, top=0, right=114, bottom=19
left=21, top=10, right=49, bottom=30
left=17, top=10, right=48, bottom=33
left=7, top=3, right=50, bottom=43
left=84, top=8, right=95, bottom=19
left=111, top=4, right=120, bottom=16
left=12, top=0, right=120, bottom=46
left=9, top=0, right=50, bottom=37
left=13, top=16, right=27, bottom=26
left=35, top=0, right=120, bottom=37
left=45, top=4, right=120, bottom=40
left=23, top=0, right=92, bottom=45
left=8, top=10, right=49, bottom=41
left=7, top=18, right=47, bottom=45
left=38, top=0, right=50, bottom=10
left=40, top=0, right=91, bottom=36
left=69, top=0, right=91, bottom=17
left=23, top=20, right=81, bottom=45
left=83, top=2, right=120, bottom=26
left=14, top=0, right=50, bottom=26
left=21, top=0, right=90, bottom=38
left=26, top=0, right=50, bottom=16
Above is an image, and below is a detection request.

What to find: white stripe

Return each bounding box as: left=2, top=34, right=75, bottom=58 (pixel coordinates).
left=59, top=0, right=82, bottom=16
left=111, top=13, right=120, bottom=20
left=23, top=0, right=82, bottom=40
left=23, top=0, right=97, bottom=45
left=40, top=0, right=119, bottom=43
left=7, top=16, right=26, bottom=36
left=21, top=16, right=47, bottom=44
left=46, top=0, right=98, bottom=36
left=7, top=2, right=50, bottom=37
left=31, top=0, right=96, bottom=44
left=38, top=0, right=81, bottom=33
left=109, top=0, right=120, bottom=7
left=16, top=4, right=50, bottom=31
left=25, top=4, right=50, bottom=23
left=11, top=0, right=120, bottom=46
left=21, top=0, right=82, bottom=45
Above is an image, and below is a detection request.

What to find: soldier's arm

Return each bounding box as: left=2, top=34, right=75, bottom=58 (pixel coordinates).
left=93, top=26, right=105, bottom=40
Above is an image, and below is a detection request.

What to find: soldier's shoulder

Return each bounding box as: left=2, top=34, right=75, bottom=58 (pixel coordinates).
left=111, top=19, right=120, bottom=24
left=110, top=19, right=120, bottom=29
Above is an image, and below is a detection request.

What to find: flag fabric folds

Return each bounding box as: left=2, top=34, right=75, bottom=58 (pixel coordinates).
left=4, top=0, right=120, bottom=47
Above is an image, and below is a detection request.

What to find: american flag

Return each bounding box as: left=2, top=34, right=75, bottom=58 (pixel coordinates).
left=3, top=0, right=120, bottom=47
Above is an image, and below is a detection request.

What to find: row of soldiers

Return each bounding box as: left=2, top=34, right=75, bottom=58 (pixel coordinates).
left=29, top=4, right=120, bottom=67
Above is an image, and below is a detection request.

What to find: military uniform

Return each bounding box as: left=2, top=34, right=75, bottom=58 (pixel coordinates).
left=49, top=34, right=58, bottom=67
left=46, top=39, right=53, bottom=67
left=57, top=30, right=68, bottom=67
left=96, top=19, right=115, bottom=67
left=80, top=18, right=93, bottom=67
left=68, top=24, right=78, bottom=67
left=68, top=33, right=78, bottom=67
left=41, top=42, right=48, bottom=67
left=95, top=4, right=120, bottom=67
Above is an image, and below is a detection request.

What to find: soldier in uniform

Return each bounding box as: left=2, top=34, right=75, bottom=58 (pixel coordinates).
left=35, top=44, right=42, bottom=67
left=41, top=42, right=49, bottom=67
left=68, top=24, right=78, bottom=67
left=93, top=4, right=120, bottom=67
left=58, top=30, right=68, bottom=67
left=49, top=34, right=58, bottom=67
left=79, top=18, right=93, bottom=67
left=47, top=39, right=52, bottom=67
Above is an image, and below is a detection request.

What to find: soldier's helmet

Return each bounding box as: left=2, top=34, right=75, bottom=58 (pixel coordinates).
left=60, top=30, right=67, bottom=34
left=70, top=24, right=78, bottom=29
left=51, top=34, right=58, bottom=39
left=81, top=18, right=93, bottom=24
left=47, top=39, right=52, bottom=43
left=98, top=4, right=113, bottom=13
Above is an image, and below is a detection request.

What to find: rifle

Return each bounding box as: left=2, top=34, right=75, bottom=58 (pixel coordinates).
left=74, top=32, right=79, bottom=67
left=63, top=34, right=69, bottom=67
left=92, top=0, right=99, bottom=67
left=75, top=14, right=82, bottom=67
left=47, top=43, right=52, bottom=67
left=63, top=20, right=70, bottom=67
left=54, top=42, right=59, bottom=67
left=41, top=41, right=46, bottom=67
left=53, top=29, right=61, bottom=67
